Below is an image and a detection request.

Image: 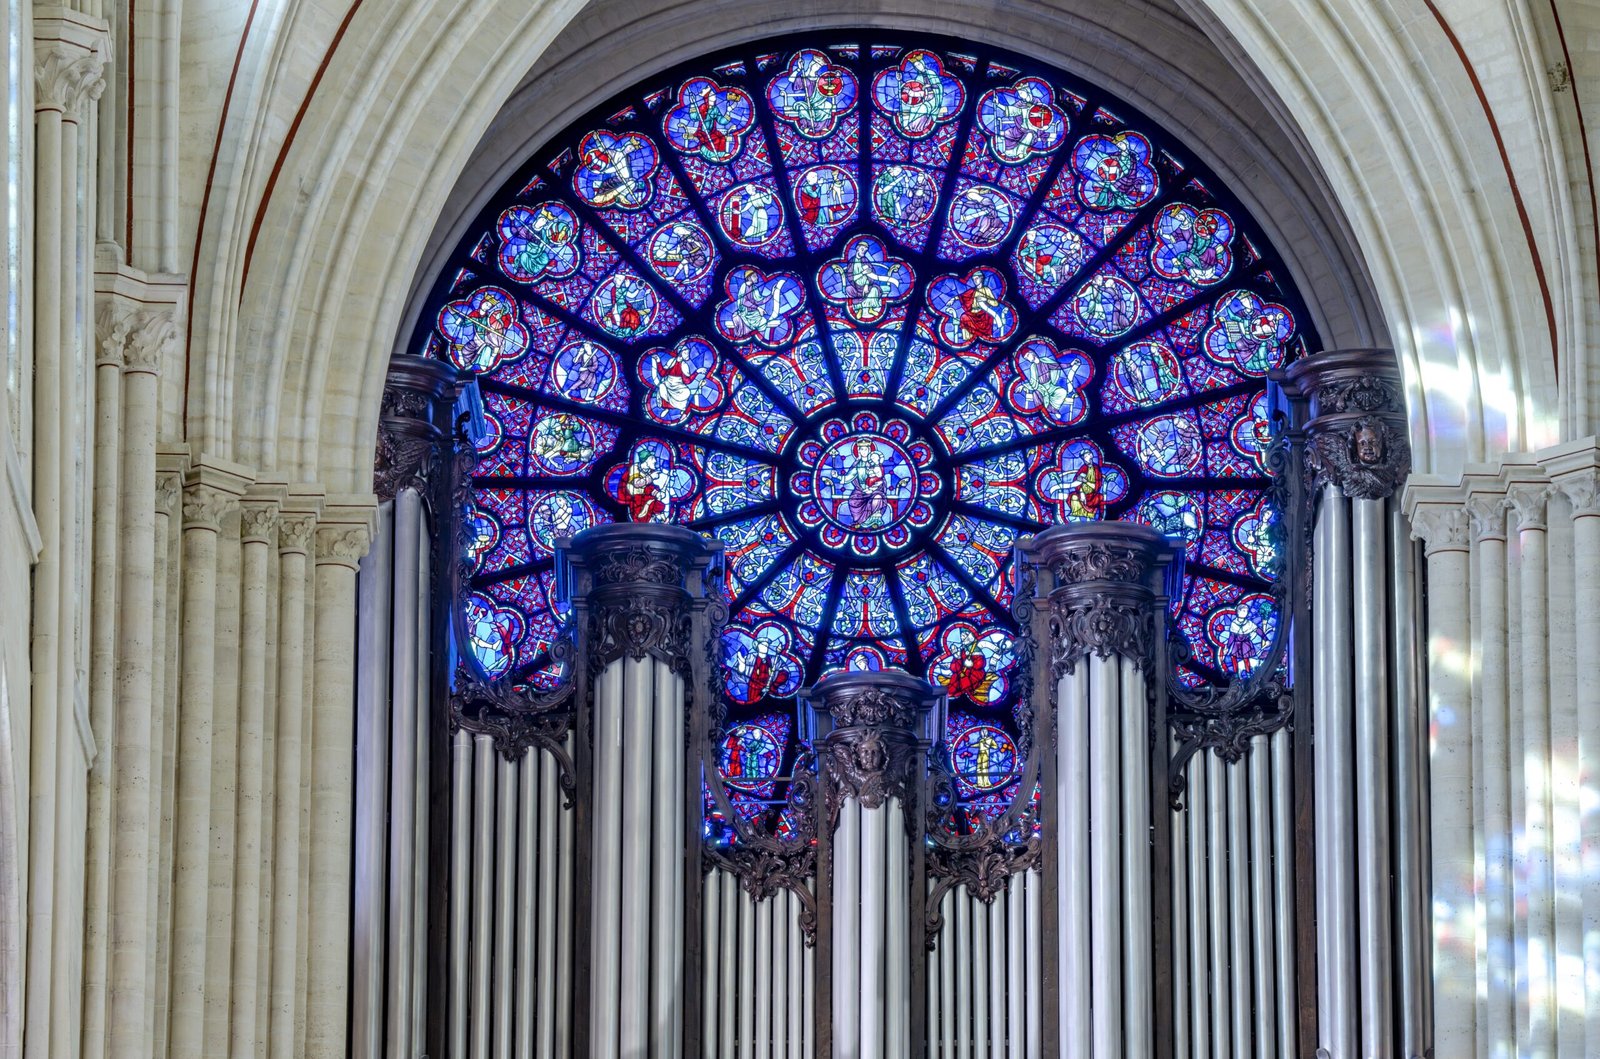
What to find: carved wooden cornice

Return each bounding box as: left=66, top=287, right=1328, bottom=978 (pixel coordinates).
left=1281, top=348, right=1411, bottom=501
left=804, top=668, right=941, bottom=820
left=374, top=354, right=458, bottom=504
left=1016, top=521, right=1177, bottom=680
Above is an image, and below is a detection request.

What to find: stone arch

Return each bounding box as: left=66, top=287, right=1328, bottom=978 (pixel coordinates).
left=200, top=0, right=1575, bottom=497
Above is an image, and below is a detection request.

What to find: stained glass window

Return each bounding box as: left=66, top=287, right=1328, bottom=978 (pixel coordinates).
left=419, top=36, right=1313, bottom=832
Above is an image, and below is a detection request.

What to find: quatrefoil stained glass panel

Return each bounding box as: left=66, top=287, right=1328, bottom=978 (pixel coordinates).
left=421, top=35, right=1313, bottom=829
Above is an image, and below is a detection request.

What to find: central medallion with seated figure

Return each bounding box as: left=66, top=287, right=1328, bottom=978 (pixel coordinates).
left=788, top=412, right=939, bottom=556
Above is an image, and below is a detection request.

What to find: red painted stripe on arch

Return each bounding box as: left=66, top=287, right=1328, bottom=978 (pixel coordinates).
left=1544, top=0, right=1600, bottom=332
left=184, top=0, right=264, bottom=431
left=238, top=0, right=368, bottom=292
left=1422, top=0, right=1560, bottom=374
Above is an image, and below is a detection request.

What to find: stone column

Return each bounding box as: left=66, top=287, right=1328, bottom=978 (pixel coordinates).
left=230, top=494, right=284, bottom=1057
left=807, top=669, right=940, bottom=1059
left=25, top=21, right=107, bottom=1056
left=562, top=524, right=720, bottom=1059
left=267, top=505, right=318, bottom=1059
left=98, top=281, right=178, bottom=1059
left=168, top=464, right=250, bottom=1059
left=306, top=512, right=374, bottom=1058
left=1282, top=348, right=1420, bottom=1059
left=1018, top=522, right=1176, bottom=1059
left=1405, top=499, right=1473, bottom=1059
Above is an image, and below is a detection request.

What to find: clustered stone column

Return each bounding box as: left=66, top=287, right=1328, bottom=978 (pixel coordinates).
left=1407, top=439, right=1600, bottom=1059
left=807, top=668, right=941, bottom=1059
left=25, top=15, right=108, bottom=1055
left=1282, top=348, right=1425, bottom=1059
left=562, top=524, right=721, bottom=1059
left=1018, top=522, right=1176, bottom=1059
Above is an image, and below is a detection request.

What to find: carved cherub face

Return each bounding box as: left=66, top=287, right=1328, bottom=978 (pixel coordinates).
left=1352, top=421, right=1383, bottom=465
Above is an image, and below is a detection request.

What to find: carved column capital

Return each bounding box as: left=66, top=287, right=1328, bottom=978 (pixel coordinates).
left=315, top=525, right=371, bottom=569
left=1506, top=486, right=1554, bottom=532
left=559, top=524, right=722, bottom=679
left=1408, top=505, right=1471, bottom=556
left=1559, top=472, right=1600, bottom=519
left=1465, top=496, right=1508, bottom=543
left=239, top=502, right=280, bottom=546
left=1281, top=348, right=1411, bottom=500
left=1016, top=521, right=1178, bottom=678
left=374, top=354, right=458, bottom=503
left=33, top=16, right=110, bottom=117
left=804, top=668, right=941, bottom=814
left=277, top=514, right=318, bottom=556
left=94, top=301, right=178, bottom=374
left=181, top=483, right=234, bottom=531
left=155, top=471, right=183, bottom=517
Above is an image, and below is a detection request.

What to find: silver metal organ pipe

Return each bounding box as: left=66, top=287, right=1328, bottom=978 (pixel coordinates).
left=988, top=885, right=1006, bottom=1057
left=514, top=753, right=537, bottom=1059
left=972, top=884, right=991, bottom=1058
left=449, top=730, right=472, bottom=1059
left=1322, top=487, right=1357, bottom=1054
left=1270, top=728, right=1296, bottom=1059
left=1206, top=752, right=1230, bottom=1059
left=835, top=801, right=863, bottom=1058
left=1352, top=496, right=1394, bottom=1053
left=719, top=872, right=736, bottom=1055
left=940, top=887, right=955, bottom=1059
left=756, top=890, right=774, bottom=1059
left=471, top=734, right=496, bottom=1059
left=619, top=657, right=654, bottom=1056
left=1024, top=871, right=1041, bottom=1059
left=651, top=660, right=682, bottom=1059
left=789, top=888, right=805, bottom=1059
left=411, top=523, right=431, bottom=1058
left=389, top=490, right=422, bottom=1059
left=955, top=887, right=971, bottom=1059
left=1058, top=666, right=1090, bottom=1055
left=494, top=759, right=517, bottom=1059
left=1171, top=735, right=1190, bottom=1059
left=1121, top=656, right=1151, bottom=1059
left=703, top=871, right=721, bottom=1058
left=774, top=889, right=789, bottom=1058
left=555, top=738, right=575, bottom=1059
left=1006, top=873, right=1024, bottom=1059
left=1227, top=757, right=1250, bottom=1052
left=860, top=804, right=886, bottom=1059
left=886, top=799, right=909, bottom=1058
left=1248, top=739, right=1277, bottom=1059
left=1089, top=653, right=1123, bottom=1058
left=1186, top=753, right=1209, bottom=1059
left=591, top=662, right=624, bottom=1059
left=739, top=886, right=756, bottom=1059
left=1390, top=504, right=1428, bottom=1058
left=537, top=751, right=559, bottom=1059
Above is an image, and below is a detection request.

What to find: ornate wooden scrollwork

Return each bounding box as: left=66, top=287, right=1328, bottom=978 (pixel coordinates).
left=805, top=669, right=941, bottom=824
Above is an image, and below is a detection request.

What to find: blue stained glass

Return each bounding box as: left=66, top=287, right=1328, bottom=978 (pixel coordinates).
left=975, top=77, right=1067, bottom=163
left=818, top=234, right=914, bottom=325
left=947, top=716, right=1020, bottom=792
left=722, top=626, right=803, bottom=704
left=429, top=37, right=1312, bottom=774
left=639, top=337, right=725, bottom=423
left=767, top=49, right=859, bottom=138
left=932, top=627, right=1016, bottom=707
left=605, top=439, right=698, bottom=522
